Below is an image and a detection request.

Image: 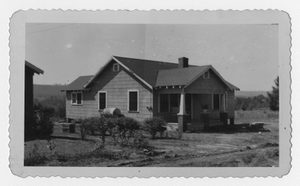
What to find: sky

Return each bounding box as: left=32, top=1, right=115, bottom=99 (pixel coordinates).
left=25, top=23, right=278, bottom=91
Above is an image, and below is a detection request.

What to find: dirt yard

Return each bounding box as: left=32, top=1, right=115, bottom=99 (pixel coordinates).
left=24, top=116, right=279, bottom=167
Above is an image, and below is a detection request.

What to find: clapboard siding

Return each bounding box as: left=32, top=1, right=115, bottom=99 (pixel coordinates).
left=66, top=61, right=153, bottom=121
left=100, top=70, right=152, bottom=121
left=66, top=92, right=99, bottom=119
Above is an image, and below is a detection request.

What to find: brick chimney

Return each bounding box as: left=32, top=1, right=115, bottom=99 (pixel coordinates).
left=178, top=57, right=189, bottom=68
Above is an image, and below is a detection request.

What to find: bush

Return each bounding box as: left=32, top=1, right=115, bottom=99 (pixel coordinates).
left=79, top=117, right=103, bottom=140
left=28, top=106, right=55, bottom=140
left=105, top=117, right=140, bottom=146
left=143, top=117, right=167, bottom=139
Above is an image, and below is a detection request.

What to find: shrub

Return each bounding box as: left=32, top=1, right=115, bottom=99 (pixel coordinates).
left=106, top=117, right=140, bottom=146
left=143, top=117, right=167, bottom=139
left=33, top=106, right=55, bottom=139
left=132, top=130, right=151, bottom=149
left=80, top=117, right=103, bottom=140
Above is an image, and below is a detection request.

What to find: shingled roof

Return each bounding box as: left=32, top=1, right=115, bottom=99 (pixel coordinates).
left=62, top=75, right=93, bottom=91
left=156, top=66, right=210, bottom=87
left=65, top=56, right=239, bottom=91
left=113, top=56, right=178, bottom=87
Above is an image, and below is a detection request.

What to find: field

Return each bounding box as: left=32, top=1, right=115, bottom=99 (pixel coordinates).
left=24, top=110, right=279, bottom=167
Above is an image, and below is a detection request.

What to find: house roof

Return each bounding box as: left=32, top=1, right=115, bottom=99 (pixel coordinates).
left=25, top=61, right=44, bottom=74
left=156, top=66, right=210, bottom=87
left=113, top=56, right=179, bottom=87
left=225, top=81, right=240, bottom=91
left=67, top=56, right=239, bottom=91
left=62, top=75, right=93, bottom=91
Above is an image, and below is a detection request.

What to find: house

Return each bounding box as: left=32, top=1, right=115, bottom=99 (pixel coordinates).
left=62, top=56, right=239, bottom=132
left=25, top=61, right=44, bottom=139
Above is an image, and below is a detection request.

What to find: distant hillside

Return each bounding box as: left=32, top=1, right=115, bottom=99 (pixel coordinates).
left=34, top=84, right=67, bottom=100
left=235, top=91, right=269, bottom=98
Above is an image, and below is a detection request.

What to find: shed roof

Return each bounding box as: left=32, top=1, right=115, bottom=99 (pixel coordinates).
left=62, top=75, right=93, bottom=91
left=25, top=61, right=44, bottom=74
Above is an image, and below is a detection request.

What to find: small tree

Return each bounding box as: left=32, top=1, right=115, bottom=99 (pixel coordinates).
left=267, top=76, right=279, bottom=111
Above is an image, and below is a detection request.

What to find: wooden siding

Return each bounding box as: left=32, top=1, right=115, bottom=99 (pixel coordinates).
left=66, top=93, right=100, bottom=119
left=100, top=70, right=152, bottom=121
left=66, top=61, right=153, bottom=121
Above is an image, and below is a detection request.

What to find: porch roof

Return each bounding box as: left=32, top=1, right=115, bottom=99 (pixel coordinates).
left=155, top=66, right=210, bottom=87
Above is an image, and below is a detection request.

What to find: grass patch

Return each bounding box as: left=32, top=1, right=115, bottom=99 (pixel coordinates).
left=235, top=110, right=279, bottom=121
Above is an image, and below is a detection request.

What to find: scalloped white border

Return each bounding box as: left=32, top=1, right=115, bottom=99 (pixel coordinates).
left=9, top=9, right=291, bottom=178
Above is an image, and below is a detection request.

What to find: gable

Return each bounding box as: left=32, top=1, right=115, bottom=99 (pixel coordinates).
left=87, top=61, right=123, bottom=91
left=185, top=69, right=229, bottom=93
left=114, top=56, right=178, bottom=87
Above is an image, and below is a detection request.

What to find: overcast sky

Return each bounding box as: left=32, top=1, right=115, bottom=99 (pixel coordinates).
left=25, top=23, right=278, bottom=91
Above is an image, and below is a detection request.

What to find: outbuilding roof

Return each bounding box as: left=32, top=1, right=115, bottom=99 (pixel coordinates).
left=25, top=61, right=44, bottom=74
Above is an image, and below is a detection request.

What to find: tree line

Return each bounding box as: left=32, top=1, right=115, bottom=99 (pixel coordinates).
left=235, top=76, right=279, bottom=111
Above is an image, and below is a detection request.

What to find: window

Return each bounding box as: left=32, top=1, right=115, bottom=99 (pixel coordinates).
left=71, top=92, right=83, bottom=105
left=170, top=94, right=179, bottom=107
left=203, top=71, right=210, bottom=79
left=159, top=94, right=169, bottom=112
left=113, top=63, right=119, bottom=72
left=212, top=94, right=220, bottom=110
left=98, top=91, right=107, bottom=110
left=128, top=90, right=139, bottom=112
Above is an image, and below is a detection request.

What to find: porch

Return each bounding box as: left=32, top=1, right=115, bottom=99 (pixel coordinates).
left=155, top=92, right=232, bottom=131
left=154, top=89, right=234, bottom=132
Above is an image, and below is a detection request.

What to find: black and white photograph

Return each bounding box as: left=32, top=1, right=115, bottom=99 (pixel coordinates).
left=9, top=10, right=291, bottom=178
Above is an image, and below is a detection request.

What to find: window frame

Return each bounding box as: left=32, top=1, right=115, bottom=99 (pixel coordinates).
left=113, top=63, right=120, bottom=72
left=203, top=71, right=210, bottom=79
left=98, top=91, right=107, bottom=111
left=127, top=89, right=139, bottom=112
left=71, top=91, right=83, bottom=105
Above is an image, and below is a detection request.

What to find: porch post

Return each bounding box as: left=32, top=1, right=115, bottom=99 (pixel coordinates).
left=178, top=91, right=187, bottom=133
left=178, top=92, right=187, bottom=115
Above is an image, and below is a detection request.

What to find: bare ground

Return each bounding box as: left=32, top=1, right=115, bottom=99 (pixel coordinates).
left=24, top=118, right=279, bottom=167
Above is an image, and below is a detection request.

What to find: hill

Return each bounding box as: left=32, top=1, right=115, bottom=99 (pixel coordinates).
left=34, top=84, right=67, bottom=100
left=235, top=91, right=269, bottom=98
